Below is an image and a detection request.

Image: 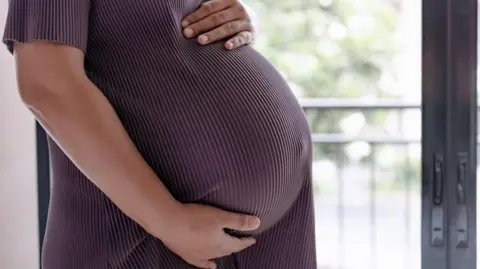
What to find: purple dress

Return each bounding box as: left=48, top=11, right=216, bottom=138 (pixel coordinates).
left=3, top=0, right=317, bottom=268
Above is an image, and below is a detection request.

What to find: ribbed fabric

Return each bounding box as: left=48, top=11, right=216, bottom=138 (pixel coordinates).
left=3, top=0, right=317, bottom=268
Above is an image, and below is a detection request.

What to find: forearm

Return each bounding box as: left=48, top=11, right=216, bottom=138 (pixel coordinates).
left=27, top=77, right=180, bottom=234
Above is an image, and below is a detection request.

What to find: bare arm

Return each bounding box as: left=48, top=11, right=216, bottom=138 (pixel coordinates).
left=6, top=0, right=259, bottom=266
left=14, top=41, right=181, bottom=236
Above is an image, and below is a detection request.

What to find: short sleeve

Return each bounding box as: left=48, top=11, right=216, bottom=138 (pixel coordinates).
left=2, top=0, right=91, bottom=54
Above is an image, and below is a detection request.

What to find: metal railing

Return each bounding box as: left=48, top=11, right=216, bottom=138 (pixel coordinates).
left=300, top=98, right=421, bottom=269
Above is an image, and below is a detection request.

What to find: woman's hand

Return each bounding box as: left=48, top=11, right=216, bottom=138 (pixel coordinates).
left=182, top=0, right=256, bottom=50
left=156, top=203, right=261, bottom=269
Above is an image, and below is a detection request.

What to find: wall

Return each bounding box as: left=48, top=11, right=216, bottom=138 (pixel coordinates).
left=0, top=1, right=40, bottom=268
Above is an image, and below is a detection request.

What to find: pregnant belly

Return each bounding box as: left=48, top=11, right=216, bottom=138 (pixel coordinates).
left=94, top=44, right=312, bottom=234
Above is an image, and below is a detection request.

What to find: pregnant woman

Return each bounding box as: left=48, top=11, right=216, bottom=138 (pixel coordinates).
left=3, top=0, right=317, bottom=268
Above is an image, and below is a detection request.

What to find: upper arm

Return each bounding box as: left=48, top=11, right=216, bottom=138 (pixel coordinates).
left=2, top=0, right=91, bottom=94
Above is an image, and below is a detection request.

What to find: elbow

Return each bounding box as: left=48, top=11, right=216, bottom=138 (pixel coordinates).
left=16, top=74, right=82, bottom=112
left=18, top=83, right=75, bottom=120
left=18, top=84, right=41, bottom=108
left=17, top=79, right=53, bottom=111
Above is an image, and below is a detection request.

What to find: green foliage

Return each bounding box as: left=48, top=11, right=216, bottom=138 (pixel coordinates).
left=245, top=0, right=401, bottom=161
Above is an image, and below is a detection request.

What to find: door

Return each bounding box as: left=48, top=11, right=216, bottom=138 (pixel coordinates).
left=422, top=0, right=477, bottom=268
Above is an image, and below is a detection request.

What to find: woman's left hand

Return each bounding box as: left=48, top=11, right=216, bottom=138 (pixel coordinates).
left=182, top=0, right=255, bottom=50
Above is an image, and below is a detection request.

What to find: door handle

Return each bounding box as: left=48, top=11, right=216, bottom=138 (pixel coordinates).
left=431, top=154, right=444, bottom=247
left=456, top=153, right=468, bottom=248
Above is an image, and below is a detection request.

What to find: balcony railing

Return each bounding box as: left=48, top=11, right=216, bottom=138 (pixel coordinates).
left=301, top=98, right=421, bottom=269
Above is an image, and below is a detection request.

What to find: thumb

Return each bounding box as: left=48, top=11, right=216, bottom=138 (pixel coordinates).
left=221, top=211, right=260, bottom=231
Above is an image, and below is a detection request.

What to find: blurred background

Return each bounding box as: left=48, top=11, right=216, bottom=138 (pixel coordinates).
left=0, top=0, right=424, bottom=268
left=247, top=0, right=421, bottom=268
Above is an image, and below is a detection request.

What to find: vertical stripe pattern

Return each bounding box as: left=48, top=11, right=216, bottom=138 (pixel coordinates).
left=3, top=0, right=318, bottom=268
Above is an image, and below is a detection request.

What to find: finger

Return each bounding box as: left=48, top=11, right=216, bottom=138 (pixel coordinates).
left=222, top=235, right=257, bottom=253
left=183, top=6, right=244, bottom=39
left=182, top=0, right=236, bottom=27
left=197, top=20, right=252, bottom=45
left=220, top=211, right=260, bottom=231
left=225, top=31, right=253, bottom=50
left=188, top=259, right=217, bottom=269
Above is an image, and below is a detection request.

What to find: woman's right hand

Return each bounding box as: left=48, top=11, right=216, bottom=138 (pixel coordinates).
left=154, top=203, right=261, bottom=269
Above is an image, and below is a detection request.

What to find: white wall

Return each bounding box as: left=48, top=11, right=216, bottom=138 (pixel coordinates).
left=0, top=1, right=40, bottom=268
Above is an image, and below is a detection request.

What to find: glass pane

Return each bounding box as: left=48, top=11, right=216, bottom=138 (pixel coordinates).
left=244, top=0, right=422, bottom=268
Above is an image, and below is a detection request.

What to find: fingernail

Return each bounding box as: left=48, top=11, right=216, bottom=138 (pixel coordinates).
left=249, top=217, right=261, bottom=228
left=182, top=20, right=189, bottom=27
left=198, top=35, right=208, bottom=44
left=225, top=41, right=233, bottom=50
left=183, top=28, right=193, bottom=38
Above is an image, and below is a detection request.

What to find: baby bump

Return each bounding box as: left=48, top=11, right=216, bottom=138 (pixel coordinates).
left=193, top=116, right=312, bottom=235
left=121, top=82, right=312, bottom=234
